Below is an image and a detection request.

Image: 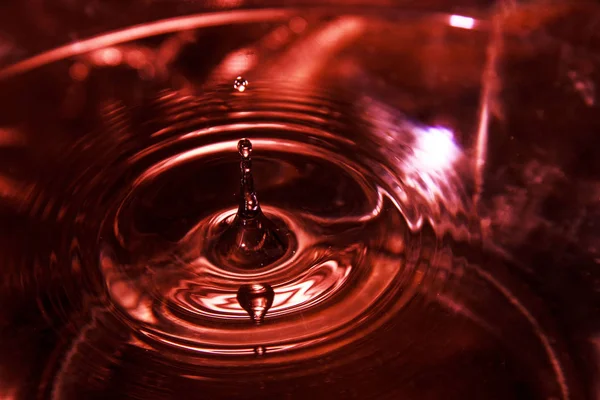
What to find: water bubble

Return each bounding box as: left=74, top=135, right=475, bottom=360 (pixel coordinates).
left=237, top=283, right=275, bottom=324
left=254, top=346, right=266, bottom=356
left=233, top=76, right=249, bottom=92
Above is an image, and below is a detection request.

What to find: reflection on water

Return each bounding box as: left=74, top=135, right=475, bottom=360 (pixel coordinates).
left=0, top=3, right=599, bottom=399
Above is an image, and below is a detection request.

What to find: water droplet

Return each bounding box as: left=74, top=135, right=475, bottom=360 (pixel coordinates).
left=237, top=283, right=274, bottom=324
left=237, top=138, right=259, bottom=218
left=233, top=76, right=249, bottom=92
left=254, top=346, right=266, bottom=356
left=238, top=138, right=252, bottom=159
left=214, top=139, right=288, bottom=269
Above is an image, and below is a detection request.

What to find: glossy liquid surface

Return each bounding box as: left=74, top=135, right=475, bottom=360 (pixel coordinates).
left=0, top=4, right=599, bottom=399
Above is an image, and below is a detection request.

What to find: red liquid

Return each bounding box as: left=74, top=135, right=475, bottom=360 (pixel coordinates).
left=0, top=4, right=598, bottom=399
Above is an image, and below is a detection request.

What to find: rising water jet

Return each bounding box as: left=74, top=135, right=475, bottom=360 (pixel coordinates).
left=215, top=138, right=289, bottom=270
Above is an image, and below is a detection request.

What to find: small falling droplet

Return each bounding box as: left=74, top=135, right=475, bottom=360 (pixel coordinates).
left=237, top=283, right=275, bottom=325
left=254, top=346, right=266, bottom=356
left=233, top=76, right=249, bottom=92
left=238, top=138, right=252, bottom=159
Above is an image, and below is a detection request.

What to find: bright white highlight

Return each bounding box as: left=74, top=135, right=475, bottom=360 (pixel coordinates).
left=411, top=127, right=459, bottom=173
left=449, top=15, right=475, bottom=30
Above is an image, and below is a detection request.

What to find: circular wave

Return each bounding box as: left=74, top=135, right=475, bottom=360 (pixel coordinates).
left=98, top=86, right=429, bottom=361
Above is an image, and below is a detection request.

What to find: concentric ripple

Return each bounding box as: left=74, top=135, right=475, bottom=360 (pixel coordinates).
left=0, top=6, right=592, bottom=399
left=98, top=91, right=428, bottom=358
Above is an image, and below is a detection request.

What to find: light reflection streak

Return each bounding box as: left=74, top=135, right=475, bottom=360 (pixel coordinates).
left=51, top=309, right=111, bottom=400
left=0, top=9, right=294, bottom=80
left=432, top=292, right=492, bottom=331
left=472, top=266, right=570, bottom=400
left=474, top=13, right=502, bottom=207
left=297, top=187, right=384, bottom=224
